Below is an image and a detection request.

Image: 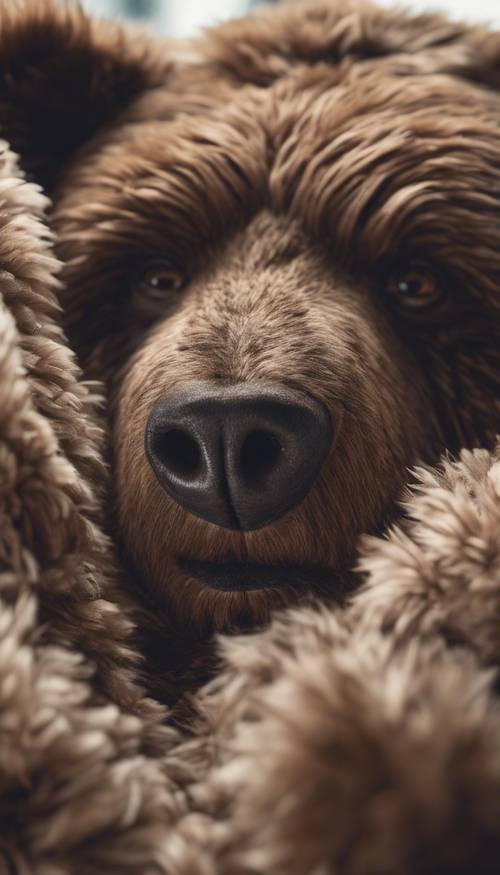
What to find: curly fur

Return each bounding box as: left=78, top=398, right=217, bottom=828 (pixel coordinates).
left=0, top=1, right=500, bottom=872
left=170, top=447, right=500, bottom=875
left=0, top=142, right=180, bottom=872
left=33, top=0, right=500, bottom=651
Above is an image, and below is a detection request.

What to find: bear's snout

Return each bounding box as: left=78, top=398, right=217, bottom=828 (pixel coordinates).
left=145, top=381, right=334, bottom=531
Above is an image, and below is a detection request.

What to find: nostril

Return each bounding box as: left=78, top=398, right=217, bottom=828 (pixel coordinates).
left=240, top=430, right=283, bottom=485
left=159, top=428, right=201, bottom=480
left=146, top=384, right=333, bottom=531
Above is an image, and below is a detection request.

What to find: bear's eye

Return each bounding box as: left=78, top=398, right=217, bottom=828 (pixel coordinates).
left=386, top=264, right=444, bottom=312
left=135, top=263, right=187, bottom=300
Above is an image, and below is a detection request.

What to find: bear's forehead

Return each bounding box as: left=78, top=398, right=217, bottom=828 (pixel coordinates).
left=78, top=56, right=500, bottom=201
left=59, top=62, right=500, bottom=277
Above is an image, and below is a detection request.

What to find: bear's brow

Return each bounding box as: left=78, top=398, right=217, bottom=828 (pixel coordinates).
left=64, top=79, right=500, bottom=286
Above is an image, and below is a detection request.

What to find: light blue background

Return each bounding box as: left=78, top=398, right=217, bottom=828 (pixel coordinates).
left=80, top=0, right=500, bottom=38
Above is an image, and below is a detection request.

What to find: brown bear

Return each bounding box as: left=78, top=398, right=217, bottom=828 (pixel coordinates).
left=2, top=0, right=500, bottom=702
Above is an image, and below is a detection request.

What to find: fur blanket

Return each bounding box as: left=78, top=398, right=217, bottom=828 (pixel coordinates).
left=1, top=141, right=500, bottom=873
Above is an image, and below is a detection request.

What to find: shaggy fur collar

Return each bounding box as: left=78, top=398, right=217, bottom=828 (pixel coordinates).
left=1, top=137, right=500, bottom=873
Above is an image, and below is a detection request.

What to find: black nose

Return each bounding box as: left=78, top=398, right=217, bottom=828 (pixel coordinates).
left=145, top=382, right=333, bottom=531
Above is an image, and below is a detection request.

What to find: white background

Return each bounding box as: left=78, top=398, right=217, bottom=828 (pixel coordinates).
left=379, top=0, right=500, bottom=28
left=82, top=0, right=500, bottom=38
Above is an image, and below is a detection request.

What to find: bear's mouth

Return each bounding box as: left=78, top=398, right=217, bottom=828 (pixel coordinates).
left=177, top=557, right=336, bottom=592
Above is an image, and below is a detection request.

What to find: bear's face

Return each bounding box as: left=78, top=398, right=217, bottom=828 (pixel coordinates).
left=114, top=212, right=429, bottom=630
left=54, top=59, right=500, bottom=632
left=3, top=1, right=500, bottom=633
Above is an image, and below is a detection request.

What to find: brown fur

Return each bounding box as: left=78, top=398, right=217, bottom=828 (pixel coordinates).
left=170, top=445, right=500, bottom=875
left=1, top=2, right=500, bottom=871
left=35, top=0, right=500, bottom=647
left=0, top=141, right=179, bottom=873
left=3, top=0, right=500, bottom=650
left=3, top=0, right=500, bottom=702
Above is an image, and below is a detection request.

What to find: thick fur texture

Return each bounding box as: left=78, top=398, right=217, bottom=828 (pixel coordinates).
left=3, top=176, right=500, bottom=869
left=44, top=0, right=500, bottom=643
left=1, top=1, right=500, bottom=872
left=0, top=142, right=182, bottom=871
left=170, top=447, right=500, bottom=875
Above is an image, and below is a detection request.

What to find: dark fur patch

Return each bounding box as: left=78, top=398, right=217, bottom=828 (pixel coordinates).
left=2, top=0, right=500, bottom=700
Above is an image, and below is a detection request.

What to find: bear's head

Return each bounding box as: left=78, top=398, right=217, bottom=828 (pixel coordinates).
left=3, top=0, right=500, bottom=634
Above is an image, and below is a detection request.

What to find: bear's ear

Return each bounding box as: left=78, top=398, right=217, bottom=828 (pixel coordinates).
left=0, top=0, right=168, bottom=189
left=466, top=31, right=500, bottom=92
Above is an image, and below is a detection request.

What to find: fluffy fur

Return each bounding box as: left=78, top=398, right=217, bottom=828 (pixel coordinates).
left=3, top=0, right=498, bottom=644
left=169, top=447, right=500, bottom=875
left=47, top=0, right=500, bottom=643
left=37, top=0, right=500, bottom=699
left=0, top=141, right=180, bottom=872
left=1, top=1, right=500, bottom=871
left=54, top=3, right=500, bottom=634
